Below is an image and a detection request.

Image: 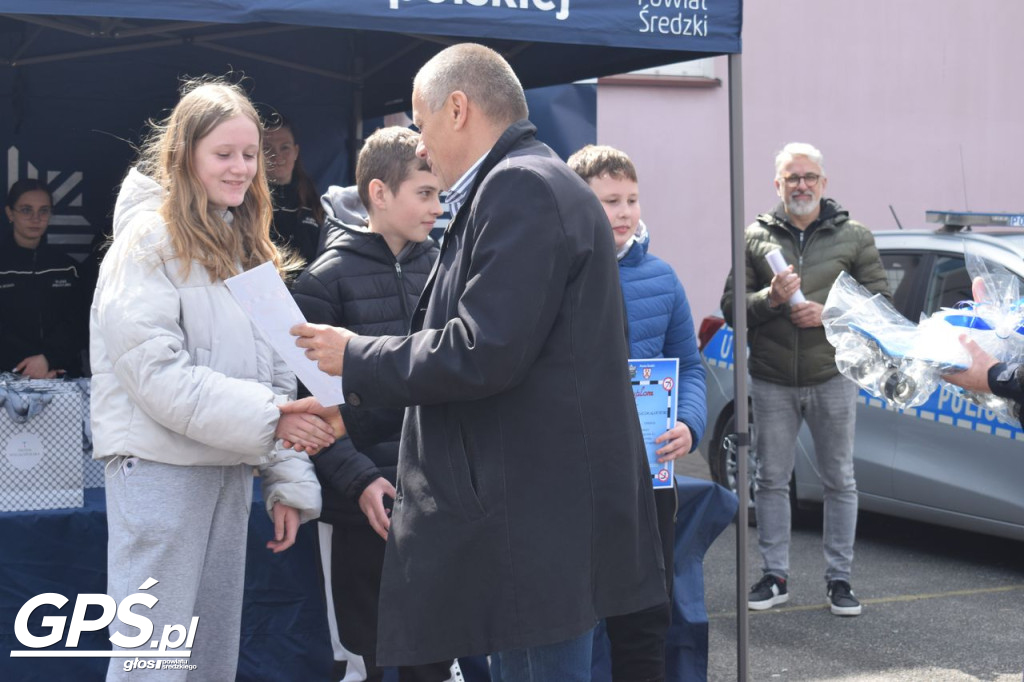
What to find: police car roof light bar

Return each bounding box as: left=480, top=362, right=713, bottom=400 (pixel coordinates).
left=926, top=210, right=1024, bottom=233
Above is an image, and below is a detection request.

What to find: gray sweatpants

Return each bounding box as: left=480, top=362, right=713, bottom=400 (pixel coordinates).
left=104, top=456, right=253, bottom=681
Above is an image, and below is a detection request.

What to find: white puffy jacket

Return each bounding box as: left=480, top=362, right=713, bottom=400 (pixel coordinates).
left=90, top=168, right=321, bottom=521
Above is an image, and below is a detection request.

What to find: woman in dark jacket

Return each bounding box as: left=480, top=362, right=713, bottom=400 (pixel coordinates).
left=0, top=178, right=86, bottom=377
left=265, top=116, right=325, bottom=265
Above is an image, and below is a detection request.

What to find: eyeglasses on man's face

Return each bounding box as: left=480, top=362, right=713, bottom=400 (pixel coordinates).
left=12, top=206, right=52, bottom=218
left=781, top=173, right=821, bottom=188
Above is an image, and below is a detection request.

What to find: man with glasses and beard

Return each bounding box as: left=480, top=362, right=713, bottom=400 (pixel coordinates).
left=721, top=143, right=890, bottom=618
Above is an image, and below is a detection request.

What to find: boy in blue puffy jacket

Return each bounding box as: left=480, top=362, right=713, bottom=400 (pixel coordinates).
left=569, top=144, right=707, bottom=682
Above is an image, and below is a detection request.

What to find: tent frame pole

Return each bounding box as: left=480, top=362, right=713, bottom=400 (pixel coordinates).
left=727, top=51, right=750, bottom=682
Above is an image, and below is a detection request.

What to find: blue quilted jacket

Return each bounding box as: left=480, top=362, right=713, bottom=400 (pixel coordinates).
left=619, top=224, right=707, bottom=448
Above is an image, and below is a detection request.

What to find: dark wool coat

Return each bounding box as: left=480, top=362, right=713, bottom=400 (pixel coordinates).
left=343, top=120, right=667, bottom=665
left=292, top=219, right=437, bottom=525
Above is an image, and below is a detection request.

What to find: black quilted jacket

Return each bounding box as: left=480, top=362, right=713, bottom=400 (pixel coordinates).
left=292, top=209, right=438, bottom=524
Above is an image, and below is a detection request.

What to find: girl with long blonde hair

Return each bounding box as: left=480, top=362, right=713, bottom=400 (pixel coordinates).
left=90, top=77, right=335, bottom=680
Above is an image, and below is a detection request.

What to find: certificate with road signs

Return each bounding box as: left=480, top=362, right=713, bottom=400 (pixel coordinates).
left=629, top=358, right=679, bottom=489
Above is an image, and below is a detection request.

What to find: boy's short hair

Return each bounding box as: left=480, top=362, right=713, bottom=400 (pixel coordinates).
left=356, top=126, right=431, bottom=209
left=566, top=144, right=638, bottom=184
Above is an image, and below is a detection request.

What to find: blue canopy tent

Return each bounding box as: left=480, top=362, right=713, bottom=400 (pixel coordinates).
left=0, top=1, right=755, bottom=679
left=1, top=1, right=740, bottom=251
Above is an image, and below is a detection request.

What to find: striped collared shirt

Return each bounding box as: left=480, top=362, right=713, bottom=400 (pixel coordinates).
left=444, top=153, right=488, bottom=217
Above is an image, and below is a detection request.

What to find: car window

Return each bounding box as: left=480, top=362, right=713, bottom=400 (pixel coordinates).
left=923, top=255, right=972, bottom=315
left=880, top=252, right=924, bottom=318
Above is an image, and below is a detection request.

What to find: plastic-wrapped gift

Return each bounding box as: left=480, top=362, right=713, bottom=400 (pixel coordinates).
left=823, top=250, right=1024, bottom=425
left=0, top=375, right=85, bottom=511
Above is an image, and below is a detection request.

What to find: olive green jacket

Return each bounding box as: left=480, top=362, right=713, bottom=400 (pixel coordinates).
left=721, top=198, right=890, bottom=386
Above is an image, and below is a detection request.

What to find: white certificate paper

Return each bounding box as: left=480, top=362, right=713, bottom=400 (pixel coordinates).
left=225, top=262, right=345, bottom=407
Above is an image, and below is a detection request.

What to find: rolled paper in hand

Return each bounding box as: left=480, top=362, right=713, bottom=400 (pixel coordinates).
left=765, top=249, right=806, bottom=304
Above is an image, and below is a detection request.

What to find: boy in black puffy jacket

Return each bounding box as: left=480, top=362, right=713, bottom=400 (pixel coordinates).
left=291, top=127, right=450, bottom=681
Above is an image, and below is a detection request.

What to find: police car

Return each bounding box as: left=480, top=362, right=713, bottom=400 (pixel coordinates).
left=699, top=211, right=1024, bottom=541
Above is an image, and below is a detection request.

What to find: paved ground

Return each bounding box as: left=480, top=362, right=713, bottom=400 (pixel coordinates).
left=679, top=450, right=1024, bottom=682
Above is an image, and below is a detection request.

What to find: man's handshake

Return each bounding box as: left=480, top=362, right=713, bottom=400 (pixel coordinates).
left=274, top=322, right=356, bottom=455
left=277, top=396, right=347, bottom=455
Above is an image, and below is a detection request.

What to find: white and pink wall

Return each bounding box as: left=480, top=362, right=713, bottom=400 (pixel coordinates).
left=597, top=0, right=1024, bottom=324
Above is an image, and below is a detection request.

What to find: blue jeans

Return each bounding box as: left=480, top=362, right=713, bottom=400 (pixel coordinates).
left=490, top=627, right=595, bottom=682
left=751, top=374, right=859, bottom=583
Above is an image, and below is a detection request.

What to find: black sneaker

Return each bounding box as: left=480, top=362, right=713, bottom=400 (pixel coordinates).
left=827, top=580, right=862, bottom=616
left=748, top=574, right=788, bottom=610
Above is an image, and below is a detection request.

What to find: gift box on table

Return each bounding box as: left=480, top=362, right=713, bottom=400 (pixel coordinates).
left=0, top=376, right=85, bottom=512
